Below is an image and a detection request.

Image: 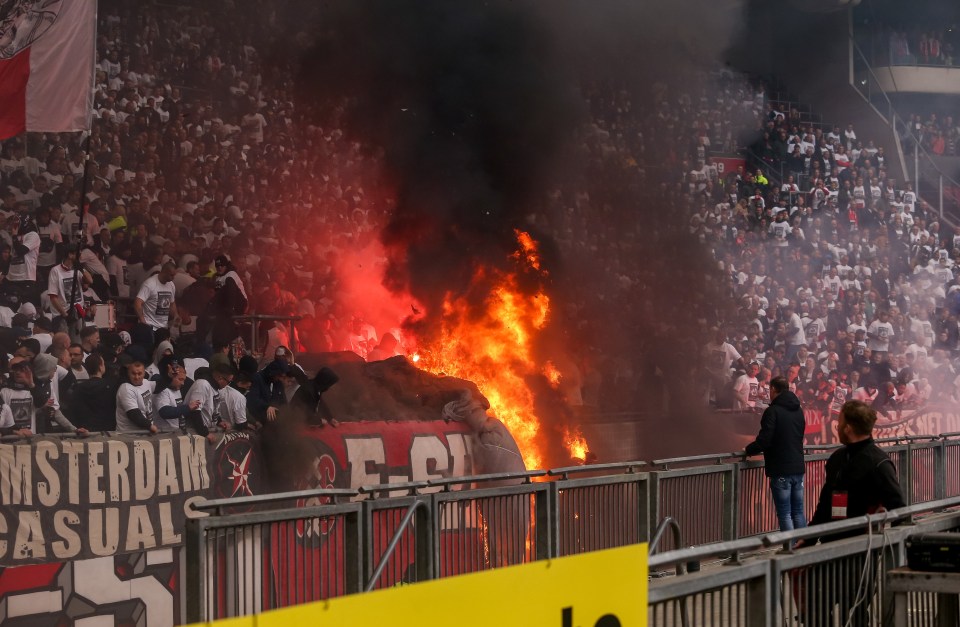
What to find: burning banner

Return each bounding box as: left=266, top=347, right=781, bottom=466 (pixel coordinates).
left=409, top=230, right=589, bottom=470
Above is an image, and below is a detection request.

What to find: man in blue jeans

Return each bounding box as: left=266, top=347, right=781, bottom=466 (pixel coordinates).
left=744, top=375, right=807, bottom=531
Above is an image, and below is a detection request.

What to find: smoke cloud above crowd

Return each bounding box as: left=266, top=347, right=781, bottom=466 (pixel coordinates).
left=292, top=0, right=751, bottom=460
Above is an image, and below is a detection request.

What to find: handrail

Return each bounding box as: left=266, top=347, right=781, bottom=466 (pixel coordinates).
left=358, top=481, right=429, bottom=496
left=191, top=488, right=358, bottom=514
left=364, top=500, right=427, bottom=591
left=649, top=495, right=960, bottom=571
left=649, top=516, right=692, bottom=627
left=547, top=460, right=646, bottom=479
left=649, top=537, right=765, bottom=570
left=649, top=517, right=684, bottom=567
left=651, top=452, right=740, bottom=468
left=427, top=470, right=547, bottom=489
left=0, top=429, right=156, bottom=442
left=803, top=443, right=843, bottom=451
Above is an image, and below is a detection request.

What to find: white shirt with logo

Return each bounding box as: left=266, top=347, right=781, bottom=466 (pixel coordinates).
left=8, top=231, right=40, bottom=281
left=184, top=378, right=222, bottom=431
left=153, top=387, right=184, bottom=431
left=115, top=379, right=155, bottom=432
left=137, top=274, right=175, bottom=330
left=47, top=263, right=86, bottom=310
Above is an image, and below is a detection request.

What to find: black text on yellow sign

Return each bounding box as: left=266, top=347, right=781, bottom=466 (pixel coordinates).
left=195, top=544, right=648, bottom=626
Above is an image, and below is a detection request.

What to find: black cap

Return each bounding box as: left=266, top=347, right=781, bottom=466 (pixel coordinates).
left=215, top=254, right=230, bottom=267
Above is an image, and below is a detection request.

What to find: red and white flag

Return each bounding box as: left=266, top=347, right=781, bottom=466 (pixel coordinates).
left=0, top=0, right=97, bottom=140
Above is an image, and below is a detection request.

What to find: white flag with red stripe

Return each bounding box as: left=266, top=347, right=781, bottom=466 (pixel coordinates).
left=0, top=0, right=97, bottom=140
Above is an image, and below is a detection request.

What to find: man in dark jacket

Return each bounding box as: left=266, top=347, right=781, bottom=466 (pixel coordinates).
left=745, top=376, right=807, bottom=532
left=247, top=359, right=289, bottom=424
left=800, top=399, right=906, bottom=626
left=809, top=399, right=905, bottom=534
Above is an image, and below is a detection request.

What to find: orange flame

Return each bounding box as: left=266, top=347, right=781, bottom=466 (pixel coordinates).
left=512, top=231, right=546, bottom=273
left=563, top=426, right=590, bottom=462
left=543, top=361, right=562, bottom=387
left=414, top=230, right=574, bottom=469
left=412, top=230, right=591, bottom=468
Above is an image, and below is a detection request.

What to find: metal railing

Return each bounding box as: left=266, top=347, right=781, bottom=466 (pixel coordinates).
left=648, top=497, right=960, bottom=627
left=184, top=433, right=960, bottom=622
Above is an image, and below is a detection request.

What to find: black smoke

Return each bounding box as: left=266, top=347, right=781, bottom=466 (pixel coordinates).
left=292, top=0, right=751, bottom=461
left=297, top=0, right=582, bottom=333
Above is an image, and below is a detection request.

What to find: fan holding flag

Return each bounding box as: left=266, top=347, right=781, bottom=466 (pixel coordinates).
left=0, top=0, right=96, bottom=139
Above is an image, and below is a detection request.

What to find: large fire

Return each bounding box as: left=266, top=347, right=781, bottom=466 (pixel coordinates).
left=411, top=230, right=588, bottom=469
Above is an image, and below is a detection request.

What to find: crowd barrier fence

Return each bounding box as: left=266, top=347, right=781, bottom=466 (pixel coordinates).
left=648, top=498, right=960, bottom=627
left=184, top=433, right=960, bottom=623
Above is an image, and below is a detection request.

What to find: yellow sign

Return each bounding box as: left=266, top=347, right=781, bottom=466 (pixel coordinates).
left=194, top=544, right=648, bottom=626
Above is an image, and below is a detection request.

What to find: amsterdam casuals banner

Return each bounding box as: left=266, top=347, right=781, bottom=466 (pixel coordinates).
left=0, top=434, right=210, bottom=565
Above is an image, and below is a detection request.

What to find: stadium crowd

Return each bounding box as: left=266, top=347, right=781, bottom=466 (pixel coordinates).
left=899, top=111, right=960, bottom=157
left=0, top=1, right=383, bottom=437
left=700, top=101, right=960, bottom=417
left=0, top=0, right=958, bottom=440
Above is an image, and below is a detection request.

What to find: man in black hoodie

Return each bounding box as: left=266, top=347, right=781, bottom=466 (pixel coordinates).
left=745, top=376, right=807, bottom=532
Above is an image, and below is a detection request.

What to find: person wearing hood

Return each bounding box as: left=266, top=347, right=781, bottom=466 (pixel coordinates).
left=744, top=375, right=807, bottom=533
left=184, top=362, right=244, bottom=441
left=247, top=358, right=288, bottom=424
left=147, top=340, right=175, bottom=379
left=32, top=353, right=85, bottom=435
left=67, top=353, right=117, bottom=431
left=203, top=254, right=247, bottom=347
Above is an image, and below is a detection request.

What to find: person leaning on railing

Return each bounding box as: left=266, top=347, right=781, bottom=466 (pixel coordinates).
left=743, top=376, right=807, bottom=533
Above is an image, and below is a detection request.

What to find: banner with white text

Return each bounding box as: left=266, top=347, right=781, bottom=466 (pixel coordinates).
left=0, top=434, right=210, bottom=565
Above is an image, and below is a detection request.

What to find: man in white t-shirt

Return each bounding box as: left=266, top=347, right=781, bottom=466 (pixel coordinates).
left=853, top=384, right=878, bottom=403
left=0, top=357, right=41, bottom=436
left=35, top=206, right=62, bottom=283
left=867, top=310, right=894, bottom=355
left=822, top=267, right=842, bottom=300
left=783, top=304, right=806, bottom=362
left=153, top=366, right=200, bottom=431
left=768, top=211, right=792, bottom=247
left=220, top=384, right=249, bottom=429
left=115, top=362, right=157, bottom=433
left=184, top=363, right=238, bottom=442
left=47, top=248, right=93, bottom=324
left=6, top=213, right=42, bottom=306
left=909, top=309, right=935, bottom=349
left=133, top=261, right=178, bottom=352
left=732, top=361, right=761, bottom=411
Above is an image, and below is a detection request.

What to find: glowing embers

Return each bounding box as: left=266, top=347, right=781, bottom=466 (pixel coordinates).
left=414, top=230, right=588, bottom=469
left=563, top=426, right=589, bottom=463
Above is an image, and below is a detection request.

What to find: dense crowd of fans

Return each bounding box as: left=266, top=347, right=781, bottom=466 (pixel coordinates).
left=0, top=1, right=385, bottom=436
left=899, top=111, right=960, bottom=157
left=0, top=0, right=958, bottom=439
left=701, top=101, right=960, bottom=417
